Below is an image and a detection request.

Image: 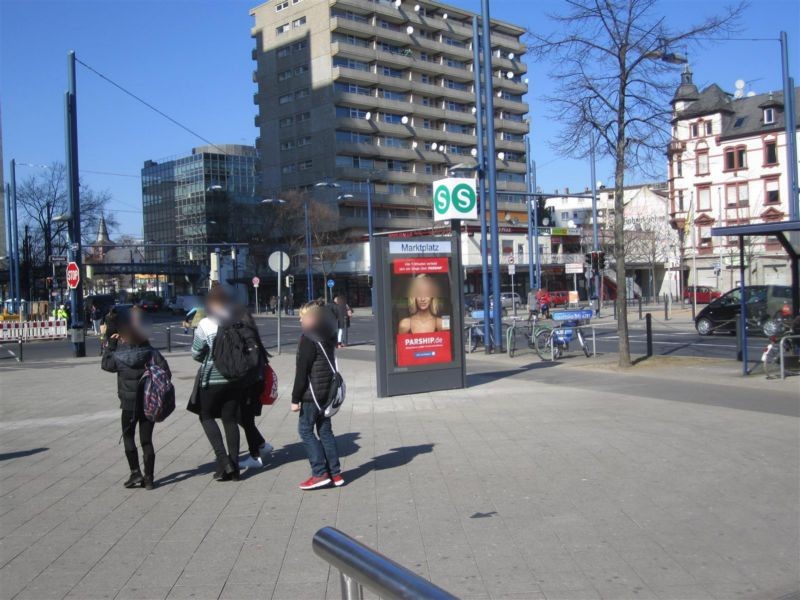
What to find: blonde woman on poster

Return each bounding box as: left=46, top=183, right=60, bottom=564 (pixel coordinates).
left=397, top=274, right=446, bottom=334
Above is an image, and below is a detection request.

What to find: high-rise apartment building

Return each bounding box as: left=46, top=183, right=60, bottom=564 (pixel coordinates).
left=250, top=0, right=529, bottom=234
left=141, top=144, right=259, bottom=264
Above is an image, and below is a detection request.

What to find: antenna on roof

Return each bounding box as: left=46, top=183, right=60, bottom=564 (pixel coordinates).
left=734, top=79, right=745, bottom=99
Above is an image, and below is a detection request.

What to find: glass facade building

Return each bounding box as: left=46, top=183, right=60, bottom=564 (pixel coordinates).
left=142, top=144, right=259, bottom=264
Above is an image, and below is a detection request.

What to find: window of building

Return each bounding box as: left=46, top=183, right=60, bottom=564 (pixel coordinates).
left=336, top=155, right=374, bottom=169
left=442, top=36, right=466, bottom=48
left=378, top=112, right=403, bottom=124
left=764, top=107, right=775, bottom=125
left=697, top=185, right=711, bottom=211
left=278, top=69, right=293, bottom=82
left=379, top=42, right=405, bottom=55
left=281, top=164, right=296, bottom=174
left=444, top=79, right=468, bottom=91
left=422, top=119, right=432, bottom=129
left=698, top=224, right=713, bottom=248
left=276, top=22, right=291, bottom=35
left=677, top=190, right=684, bottom=212
left=333, top=57, right=369, bottom=71
left=725, top=183, right=749, bottom=207
left=336, top=130, right=372, bottom=144
left=379, top=88, right=408, bottom=101
left=765, top=140, right=778, bottom=165
left=295, top=111, right=311, bottom=122
left=445, top=57, right=466, bottom=69
left=704, top=121, right=713, bottom=135
left=295, top=88, right=309, bottom=99
left=292, top=16, right=306, bottom=28
left=419, top=96, right=432, bottom=106
left=294, top=65, right=308, bottom=75
left=332, top=8, right=369, bottom=23
left=297, top=136, right=311, bottom=147
left=275, top=0, right=289, bottom=11
left=298, top=160, right=313, bottom=171
left=676, top=157, right=682, bottom=177
left=378, top=19, right=403, bottom=32
left=445, top=100, right=467, bottom=112
left=279, top=93, right=293, bottom=105
left=696, top=150, right=709, bottom=174
left=724, top=146, right=747, bottom=170
left=292, top=40, right=307, bottom=52
left=336, top=106, right=368, bottom=119
left=333, top=33, right=370, bottom=48
left=765, top=179, right=780, bottom=204
left=690, top=123, right=699, bottom=138
left=280, top=139, right=294, bottom=151
left=380, top=65, right=403, bottom=78
left=335, top=82, right=371, bottom=96
left=279, top=116, right=293, bottom=128
left=277, top=45, right=292, bottom=58
left=420, top=73, right=431, bottom=84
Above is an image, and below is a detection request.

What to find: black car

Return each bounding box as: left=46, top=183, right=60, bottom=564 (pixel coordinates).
left=695, top=285, right=792, bottom=336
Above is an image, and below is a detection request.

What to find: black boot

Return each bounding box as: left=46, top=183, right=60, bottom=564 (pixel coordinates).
left=124, top=451, right=144, bottom=488
left=143, top=452, right=156, bottom=490
left=216, top=457, right=239, bottom=482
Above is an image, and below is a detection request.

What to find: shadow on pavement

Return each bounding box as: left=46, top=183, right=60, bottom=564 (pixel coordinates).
left=466, top=361, right=559, bottom=387
left=0, top=447, right=49, bottom=461
left=157, top=460, right=217, bottom=486
left=343, top=443, right=435, bottom=484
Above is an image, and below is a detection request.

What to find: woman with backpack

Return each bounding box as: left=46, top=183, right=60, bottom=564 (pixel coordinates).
left=101, top=310, right=171, bottom=490
left=291, top=302, right=344, bottom=490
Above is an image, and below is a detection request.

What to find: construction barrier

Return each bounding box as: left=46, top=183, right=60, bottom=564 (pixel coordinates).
left=0, top=320, right=69, bottom=342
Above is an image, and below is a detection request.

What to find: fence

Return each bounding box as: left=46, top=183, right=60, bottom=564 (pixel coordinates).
left=0, top=320, right=69, bottom=342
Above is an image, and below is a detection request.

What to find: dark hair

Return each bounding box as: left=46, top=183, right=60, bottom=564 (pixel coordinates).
left=206, top=285, right=230, bottom=307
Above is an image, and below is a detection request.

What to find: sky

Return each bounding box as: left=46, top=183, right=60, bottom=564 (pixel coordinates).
left=1, top=0, right=798, bottom=238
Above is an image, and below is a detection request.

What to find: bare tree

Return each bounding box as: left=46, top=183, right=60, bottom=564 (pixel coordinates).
left=528, top=0, right=743, bottom=366
left=15, top=163, right=118, bottom=267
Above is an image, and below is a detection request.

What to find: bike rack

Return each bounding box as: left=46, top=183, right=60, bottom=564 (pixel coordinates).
left=779, top=334, right=800, bottom=380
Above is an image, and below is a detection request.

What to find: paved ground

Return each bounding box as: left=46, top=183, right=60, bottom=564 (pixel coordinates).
left=0, top=337, right=798, bottom=599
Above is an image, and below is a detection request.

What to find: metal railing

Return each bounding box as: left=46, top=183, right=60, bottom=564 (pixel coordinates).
left=779, top=333, right=800, bottom=379
left=312, top=527, right=457, bottom=600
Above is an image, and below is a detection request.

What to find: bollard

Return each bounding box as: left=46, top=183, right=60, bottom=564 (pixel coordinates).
left=166, top=326, right=172, bottom=353
left=17, top=338, right=23, bottom=363
left=645, top=313, right=653, bottom=358
left=613, top=299, right=617, bottom=320
left=638, top=296, right=643, bottom=320
left=664, top=296, right=669, bottom=320
left=735, top=318, right=742, bottom=362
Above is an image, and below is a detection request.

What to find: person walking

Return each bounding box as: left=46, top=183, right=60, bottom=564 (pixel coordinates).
left=102, top=311, right=171, bottom=490
left=332, top=295, right=349, bottom=348
left=269, top=296, right=277, bottom=315
left=90, top=303, right=102, bottom=335
left=191, top=287, right=244, bottom=481
left=291, top=302, right=343, bottom=490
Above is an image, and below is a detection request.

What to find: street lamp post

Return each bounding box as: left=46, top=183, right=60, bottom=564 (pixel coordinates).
left=313, top=180, right=341, bottom=302
left=590, top=133, right=601, bottom=313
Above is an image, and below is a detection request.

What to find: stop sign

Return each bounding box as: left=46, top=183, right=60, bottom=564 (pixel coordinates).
left=66, top=262, right=80, bottom=289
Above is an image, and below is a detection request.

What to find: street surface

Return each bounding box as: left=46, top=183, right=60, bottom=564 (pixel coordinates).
left=0, top=318, right=797, bottom=600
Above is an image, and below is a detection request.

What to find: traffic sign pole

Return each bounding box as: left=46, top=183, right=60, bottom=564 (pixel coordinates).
left=252, top=276, right=261, bottom=315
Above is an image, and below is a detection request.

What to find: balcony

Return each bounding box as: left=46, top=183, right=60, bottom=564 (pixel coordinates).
left=494, top=118, right=529, bottom=134
left=494, top=97, right=529, bottom=114
left=332, top=66, right=377, bottom=87
left=667, top=140, right=685, bottom=155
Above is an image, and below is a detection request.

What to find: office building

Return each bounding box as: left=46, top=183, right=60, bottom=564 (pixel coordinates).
left=250, top=0, right=530, bottom=234
left=141, top=144, right=260, bottom=265
left=667, top=67, right=799, bottom=288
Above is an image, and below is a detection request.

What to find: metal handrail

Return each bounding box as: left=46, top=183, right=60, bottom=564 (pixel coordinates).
left=312, top=527, right=457, bottom=600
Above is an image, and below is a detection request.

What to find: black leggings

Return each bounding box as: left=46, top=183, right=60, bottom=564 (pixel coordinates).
left=240, top=400, right=266, bottom=457
left=199, top=385, right=240, bottom=467
left=121, top=410, right=154, bottom=473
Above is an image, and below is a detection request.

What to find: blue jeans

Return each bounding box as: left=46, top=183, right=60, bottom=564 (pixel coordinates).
left=298, top=402, right=341, bottom=478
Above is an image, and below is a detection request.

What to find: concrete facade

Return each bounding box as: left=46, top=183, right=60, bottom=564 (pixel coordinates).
left=250, top=0, right=530, bottom=235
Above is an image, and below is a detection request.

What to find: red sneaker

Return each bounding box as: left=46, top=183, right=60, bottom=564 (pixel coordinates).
left=299, top=475, right=331, bottom=490
left=331, top=474, right=345, bottom=487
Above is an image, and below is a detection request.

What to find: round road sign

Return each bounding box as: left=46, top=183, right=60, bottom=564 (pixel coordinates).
left=268, top=251, right=290, bottom=273
left=66, top=262, right=80, bottom=289
left=327, top=279, right=335, bottom=289
left=252, top=276, right=261, bottom=287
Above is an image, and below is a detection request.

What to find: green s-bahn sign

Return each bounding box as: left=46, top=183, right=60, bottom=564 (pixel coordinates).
left=433, top=178, right=478, bottom=222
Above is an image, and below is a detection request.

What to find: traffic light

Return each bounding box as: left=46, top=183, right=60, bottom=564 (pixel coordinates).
left=598, top=251, right=606, bottom=270
left=285, top=275, right=294, bottom=287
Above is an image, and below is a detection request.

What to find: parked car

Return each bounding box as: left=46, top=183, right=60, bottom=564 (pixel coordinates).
left=500, top=292, right=522, bottom=309
left=136, top=295, right=162, bottom=312
left=549, top=290, right=569, bottom=307
left=684, top=286, right=721, bottom=305
left=464, top=293, right=484, bottom=313
left=695, top=285, right=792, bottom=336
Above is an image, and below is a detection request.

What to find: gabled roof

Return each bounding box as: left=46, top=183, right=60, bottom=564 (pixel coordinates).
left=677, top=84, right=735, bottom=119
left=719, top=88, right=800, bottom=140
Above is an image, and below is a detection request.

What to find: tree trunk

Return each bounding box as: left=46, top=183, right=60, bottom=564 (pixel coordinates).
left=615, top=62, right=631, bottom=367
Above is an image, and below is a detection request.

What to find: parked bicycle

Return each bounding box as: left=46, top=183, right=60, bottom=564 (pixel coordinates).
left=534, top=319, right=592, bottom=360
left=465, top=310, right=505, bottom=353
left=761, top=314, right=800, bottom=378
left=507, top=315, right=536, bottom=358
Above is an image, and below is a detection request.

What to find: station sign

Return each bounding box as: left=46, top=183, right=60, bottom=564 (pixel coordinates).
left=432, top=178, right=478, bottom=222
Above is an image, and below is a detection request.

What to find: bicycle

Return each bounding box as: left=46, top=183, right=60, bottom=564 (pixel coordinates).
left=507, top=315, right=537, bottom=358
left=534, top=319, right=592, bottom=360
left=761, top=315, right=800, bottom=378
left=465, top=310, right=506, bottom=353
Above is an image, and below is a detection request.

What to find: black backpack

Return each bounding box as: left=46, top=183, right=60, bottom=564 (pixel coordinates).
left=212, top=315, right=265, bottom=386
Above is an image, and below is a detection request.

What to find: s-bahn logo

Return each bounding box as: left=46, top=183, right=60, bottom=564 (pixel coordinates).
left=433, top=178, right=478, bottom=222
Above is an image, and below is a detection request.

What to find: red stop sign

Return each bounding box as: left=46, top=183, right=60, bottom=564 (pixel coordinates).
left=66, top=262, right=80, bottom=289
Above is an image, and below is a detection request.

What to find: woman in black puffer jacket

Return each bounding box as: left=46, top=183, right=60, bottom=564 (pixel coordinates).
left=291, top=302, right=343, bottom=491
left=102, top=311, right=170, bottom=490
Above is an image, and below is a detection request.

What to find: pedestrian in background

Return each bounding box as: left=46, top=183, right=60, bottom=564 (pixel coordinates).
left=291, top=302, right=343, bottom=490
left=269, top=296, right=277, bottom=315
left=332, top=295, right=349, bottom=348
left=191, top=287, right=244, bottom=481
left=102, top=310, right=171, bottom=490
left=90, top=303, right=102, bottom=335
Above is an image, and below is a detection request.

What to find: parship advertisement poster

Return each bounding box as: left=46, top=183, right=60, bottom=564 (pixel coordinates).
left=389, top=254, right=453, bottom=368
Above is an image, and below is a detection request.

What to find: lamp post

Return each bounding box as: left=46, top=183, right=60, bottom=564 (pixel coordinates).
left=589, top=133, right=600, bottom=313
left=313, top=180, right=341, bottom=302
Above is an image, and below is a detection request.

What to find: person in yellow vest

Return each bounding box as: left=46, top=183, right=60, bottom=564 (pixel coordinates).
left=53, top=304, right=68, bottom=321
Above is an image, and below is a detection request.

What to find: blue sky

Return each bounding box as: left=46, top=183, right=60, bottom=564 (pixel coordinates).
left=1, top=0, right=798, bottom=238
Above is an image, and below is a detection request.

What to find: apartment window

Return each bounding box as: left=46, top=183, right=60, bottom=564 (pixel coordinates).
left=724, top=146, right=747, bottom=170
left=333, top=33, right=370, bottom=47
left=764, top=107, right=775, bottom=124
left=336, top=130, right=372, bottom=144
left=296, top=136, right=311, bottom=147
left=380, top=65, right=403, bottom=78
left=444, top=79, right=468, bottom=91
left=279, top=116, right=293, bottom=128
left=278, top=69, right=292, bottom=82
left=295, top=88, right=309, bottom=99
left=332, top=8, right=369, bottom=23
left=442, top=36, right=466, bottom=48
left=292, top=16, right=306, bottom=28
left=378, top=19, right=403, bottom=32
left=336, top=155, right=374, bottom=169
left=448, top=123, right=471, bottom=134
left=335, top=82, right=370, bottom=95
left=445, top=100, right=467, bottom=112
left=420, top=73, right=431, bottom=84
left=295, top=111, right=310, bottom=122
left=280, top=139, right=294, bottom=151
left=281, top=164, right=296, bottom=174
left=378, top=112, right=403, bottom=124
left=276, top=22, right=290, bottom=34
left=726, top=183, right=749, bottom=207
left=336, top=106, right=368, bottom=119
left=445, top=58, right=466, bottom=69
left=294, top=65, right=308, bottom=75
left=698, top=225, right=713, bottom=249
left=696, top=150, right=709, bottom=175
left=690, top=123, right=699, bottom=138
left=386, top=160, right=410, bottom=172
left=279, top=93, right=294, bottom=105
left=502, top=132, right=524, bottom=142
left=298, top=160, right=313, bottom=171
left=561, top=212, right=569, bottom=220
left=677, top=190, right=684, bottom=212
left=380, top=42, right=405, bottom=55
left=765, top=140, right=778, bottom=165
left=379, top=88, right=408, bottom=101
left=676, top=157, right=682, bottom=177
left=424, top=164, right=433, bottom=174
left=333, top=57, right=369, bottom=71
left=697, top=185, right=711, bottom=211
left=378, top=136, right=408, bottom=148
left=419, top=96, right=432, bottom=107
left=275, top=0, right=289, bottom=11
left=277, top=45, right=292, bottom=58
left=292, top=40, right=307, bottom=52
left=704, top=121, right=713, bottom=135
left=422, top=119, right=432, bottom=129
left=765, top=179, right=780, bottom=204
